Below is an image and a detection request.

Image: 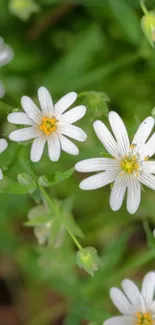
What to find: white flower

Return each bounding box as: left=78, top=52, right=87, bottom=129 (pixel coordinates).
left=0, top=37, right=14, bottom=66
left=75, top=111, right=155, bottom=214
left=104, top=272, right=155, bottom=325
left=7, top=87, right=87, bottom=162
left=0, top=139, right=8, bottom=179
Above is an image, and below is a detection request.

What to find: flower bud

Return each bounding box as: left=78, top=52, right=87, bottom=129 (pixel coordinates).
left=76, top=247, right=103, bottom=276
left=141, top=11, right=155, bottom=47
left=9, top=0, right=40, bottom=21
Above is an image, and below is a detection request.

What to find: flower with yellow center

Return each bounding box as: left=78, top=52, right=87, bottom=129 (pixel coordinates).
left=103, top=272, right=155, bottom=325
left=7, top=86, right=87, bottom=162
left=75, top=111, right=155, bottom=214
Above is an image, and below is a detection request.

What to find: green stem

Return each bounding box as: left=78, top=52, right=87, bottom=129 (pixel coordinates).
left=66, top=226, right=83, bottom=251
left=140, top=0, right=148, bottom=15
left=39, top=185, right=83, bottom=251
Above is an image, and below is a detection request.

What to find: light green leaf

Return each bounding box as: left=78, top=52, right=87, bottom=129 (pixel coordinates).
left=25, top=213, right=53, bottom=226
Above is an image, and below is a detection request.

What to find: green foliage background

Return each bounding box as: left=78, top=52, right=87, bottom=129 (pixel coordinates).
left=1, top=0, right=155, bottom=324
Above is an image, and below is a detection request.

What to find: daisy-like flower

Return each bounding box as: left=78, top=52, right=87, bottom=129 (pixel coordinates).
left=75, top=111, right=155, bottom=214
left=0, top=37, right=14, bottom=66
left=104, top=272, right=155, bottom=325
left=0, top=139, right=8, bottom=179
left=7, top=87, right=87, bottom=162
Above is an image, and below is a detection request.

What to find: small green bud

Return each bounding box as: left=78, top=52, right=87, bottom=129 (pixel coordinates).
left=76, top=247, right=103, bottom=276
left=141, top=11, right=155, bottom=47
left=80, top=91, right=109, bottom=118
left=9, top=0, right=40, bottom=21
left=38, top=175, right=49, bottom=187
left=17, top=173, right=37, bottom=193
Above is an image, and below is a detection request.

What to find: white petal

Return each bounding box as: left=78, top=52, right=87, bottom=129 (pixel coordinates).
left=59, top=105, right=86, bottom=124
left=93, top=121, right=121, bottom=159
left=110, top=174, right=127, bottom=211
left=0, top=168, right=3, bottom=180
left=0, top=45, right=13, bottom=66
left=127, top=176, right=141, bottom=214
left=104, top=316, right=132, bottom=325
left=21, top=96, right=42, bottom=125
left=0, top=139, right=8, bottom=154
left=131, top=117, right=154, bottom=155
left=9, top=127, right=42, bottom=142
left=54, top=92, right=77, bottom=117
left=121, top=279, right=142, bottom=306
left=141, top=272, right=155, bottom=306
left=138, top=172, right=155, bottom=190
left=58, top=123, right=87, bottom=142
left=142, top=133, right=155, bottom=159
left=30, top=136, right=46, bottom=162
left=142, top=161, right=155, bottom=174
left=79, top=170, right=118, bottom=190
left=110, top=288, right=132, bottom=315
left=38, top=86, right=54, bottom=117
left=7, top=112, right=33, bottom=125
left=109, top=111, right=130, bottom=156
left=75, top=158, right=120, bottom=173
left=59, top=134, right=79, bottom=155
left=47, top=133, right=61, bottom=161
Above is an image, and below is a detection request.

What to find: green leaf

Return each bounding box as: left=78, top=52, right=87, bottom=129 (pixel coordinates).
left=64, top=216, right=84, bottom=239
left=143, top=220, right=155, bottom=249
left=109, top=0, right=141, bottom=45
left=76, top=247, right=103, bottom=276
left=53, top=167, right=75, bottom=183
left=0, top=182, right=29, bottom=194
left=17, top=173, right=37, bottom=194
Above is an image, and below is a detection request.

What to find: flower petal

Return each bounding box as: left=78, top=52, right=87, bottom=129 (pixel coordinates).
left=110, top=288, right=132, bottom=315
left=47, top=133, right=60, bottom=161
left=142, top=133, right=155, bottom=159
left=131, top=117, right=154, bottom=155
left=138, top=173, right=155, bottom=190
left=54, top=92, right=77, bottom=117
left=104, top=316, right=132, bottom=325
left=127, top=175, right=141, bottom=214
left=21, top=96, right=42, bottom=125
left=58, top=123, right=87, bottom=142
left=141, top=272, right=155, bottom=306
left=38, top=86, right=54, bottom=117
left=75, top=158, right=120, bottom=173
left=93, top=121, right=121, bottom=159
left=0, top=45, right=13, bottom=66
left=0, top=168, right=3, bottom=180
left=0, top=139, right=8, bottom=154
left=30, top=136, right=46, bottom=162
left=109, top=111, right=130, bottom=156
left=59, top=134, right=79, bottom=155
left=7, top=112, right=33, bottom=125
left=79, top=170, right=118, bottom=190
left=142, top=161, right=155, bottom=174
left=9, top=127, right=42, bottom=142
left=110, top=174, right=127, bottom=211
left=121, top=279, right=142, bottom=306
left=59, top=105, right=86, bottom=124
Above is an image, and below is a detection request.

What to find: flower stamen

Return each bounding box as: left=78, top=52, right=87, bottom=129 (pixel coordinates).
left=40, top=117, right=57, bottom=135
left=120, top=155, right=140, bottom=174
left=136, top=312, right=154, bottom=325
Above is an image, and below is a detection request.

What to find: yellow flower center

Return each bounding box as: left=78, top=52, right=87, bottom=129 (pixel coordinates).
left=120, top=155, right=139, bottom=174
left=40, top=117, right=57, bottom=135
left=136, top=312, right=154, bottom=325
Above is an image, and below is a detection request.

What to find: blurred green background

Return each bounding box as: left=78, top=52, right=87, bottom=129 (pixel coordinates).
left=1, top=0, right=155, bottom=324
